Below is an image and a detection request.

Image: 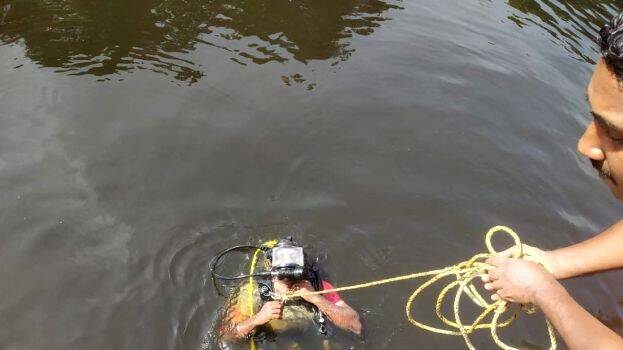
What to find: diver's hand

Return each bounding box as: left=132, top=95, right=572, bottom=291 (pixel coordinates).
left=483, top=257, right=558, bottom=305
left=493, top=243, right=561, bottom=278
left=252, top=301, right=283, bottom=326
left=291, top=280, right=324, bottom=304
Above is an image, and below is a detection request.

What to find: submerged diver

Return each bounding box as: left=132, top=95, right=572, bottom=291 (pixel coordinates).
left=213, top=237, right=362, bottom=347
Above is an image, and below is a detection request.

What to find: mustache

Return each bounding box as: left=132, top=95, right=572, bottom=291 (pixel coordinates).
left=591, top=159, right=617, bottom=184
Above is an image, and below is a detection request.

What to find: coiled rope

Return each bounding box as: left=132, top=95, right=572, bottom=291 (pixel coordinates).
left=248, top=226, right=557, bottom=350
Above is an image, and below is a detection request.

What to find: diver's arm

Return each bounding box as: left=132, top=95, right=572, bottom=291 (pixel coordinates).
left=535, top=281, right=623, bottom=349
left=549, top=219, right=623, bottom=279
left=224, top=317, right=258, bottom=341
left=303, top=295, right=362, bottom=336
left=292, top=281, right=362, bottom=335
left=221, top=301, right=283, bottom=342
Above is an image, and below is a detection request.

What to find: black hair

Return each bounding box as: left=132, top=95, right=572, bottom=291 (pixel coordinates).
left=600, top=12, right=623, bottom=81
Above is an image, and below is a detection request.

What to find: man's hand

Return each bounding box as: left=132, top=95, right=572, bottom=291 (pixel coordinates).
left=226, top=301, right=283, bottom=341
left=482, top=257, right=558, bottom=304
left=252, top=301, right=283, bottom=326
left=497, top=243, right=561, bottom=278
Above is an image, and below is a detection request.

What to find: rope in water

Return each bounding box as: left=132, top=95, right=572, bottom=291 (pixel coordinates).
left=247, top=226, right=557, bottom=350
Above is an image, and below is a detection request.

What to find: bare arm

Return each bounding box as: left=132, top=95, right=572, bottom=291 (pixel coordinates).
left=292, top=281, right=362, bottom=336
left=551, top=219, right=623, bottom=279
left=497, top=219, right=623, bottom=279
left=220, top=301, right=283, bottom=342
left=484, top=257, right=623, bottom=350
left=307, top=297, right=362, bottom=335
left=221, top=316, right=258, bottom=342
left=536, top=281, right=623, bottom=350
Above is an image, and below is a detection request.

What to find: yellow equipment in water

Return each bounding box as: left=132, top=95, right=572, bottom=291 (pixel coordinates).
left=247, top=240, right=277, bottom=350
left=246, top=226, right=556, bottom=350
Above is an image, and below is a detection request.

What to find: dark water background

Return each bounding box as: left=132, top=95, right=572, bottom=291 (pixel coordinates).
left=2, top=0, right=623, bottom=349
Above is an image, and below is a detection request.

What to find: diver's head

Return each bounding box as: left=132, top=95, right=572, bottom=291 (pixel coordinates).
left=269, top=237, right=308, bottom=284
left=578, top=12, right=623, bottom=201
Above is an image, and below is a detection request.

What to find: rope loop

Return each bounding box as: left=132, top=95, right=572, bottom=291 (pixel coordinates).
left=485, top=225, right=523, bottom=258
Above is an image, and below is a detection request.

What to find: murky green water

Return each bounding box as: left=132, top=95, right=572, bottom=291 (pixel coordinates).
left=1, top=0, right=623, bottom=349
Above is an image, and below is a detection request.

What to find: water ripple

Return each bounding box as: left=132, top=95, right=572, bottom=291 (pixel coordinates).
left=0, top=0, right=402, bottom=85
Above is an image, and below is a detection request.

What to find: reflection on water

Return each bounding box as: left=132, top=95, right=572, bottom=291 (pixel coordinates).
left=0, top=0, right=401, bottom=84
left=506, top=0, right=623, bottom=62
left=2, top=0, right=622, bottom=84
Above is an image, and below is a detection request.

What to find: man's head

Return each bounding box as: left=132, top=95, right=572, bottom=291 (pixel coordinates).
left=269, top=237, right=307, bottom=285
left=578, top=12, right=623, bottom=200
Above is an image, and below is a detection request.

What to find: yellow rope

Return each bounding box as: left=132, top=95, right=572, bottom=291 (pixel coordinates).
left=273, top=226, right=557, bottom=350
left=247, top=240, right=278, bottom=350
